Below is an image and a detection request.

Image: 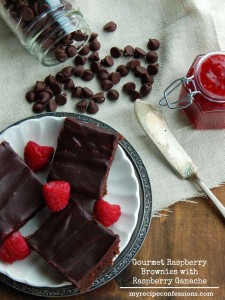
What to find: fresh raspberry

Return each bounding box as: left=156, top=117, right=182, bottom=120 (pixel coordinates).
left=24, top=141, right=54, bottom=172
left=0, top=232, right=30, bottom=264
left=93, top=199, right=121, bottom=227
left=43, top=181, right=70, bottom=212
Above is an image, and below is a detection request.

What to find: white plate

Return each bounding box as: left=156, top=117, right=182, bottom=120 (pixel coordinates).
left=0, top=115, right=140, bottom=288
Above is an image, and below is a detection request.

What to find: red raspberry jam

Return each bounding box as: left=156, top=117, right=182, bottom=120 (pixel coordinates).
left=180, top=52, right=225, bottom=129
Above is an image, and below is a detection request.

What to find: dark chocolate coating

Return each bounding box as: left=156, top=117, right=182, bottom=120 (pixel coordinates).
left=0, top=141, right=44, bottom=245
left=28, top=201, right=120, bottom=291
left=47, top=117, right=121, bottom=199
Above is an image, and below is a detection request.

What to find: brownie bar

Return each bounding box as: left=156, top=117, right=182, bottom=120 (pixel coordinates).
left=0, top=141, right=44, bottom=245
left=48, top=117, right=122, bottom=199
left=27, top=200, right=120, bottom=291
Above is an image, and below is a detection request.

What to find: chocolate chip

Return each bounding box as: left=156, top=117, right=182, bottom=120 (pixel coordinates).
left=38, top=3, right=49, bottom=14
left=73, top=30, right=86, bottom=41
left=88, top=51, right=100, bottom=61
left=49, top=82, right=62, bottom=96
left=55, top=93, right=67, bottom=106
left=64, top=78, right=75, bottom=90
left=82, top=87, right=93, bottom=98
left=90, top=61, right=102, bottom=73
left=46, top=100, right=57, bottom=112
left=103, top=21, right=117, bottom=32
left=74, top=55, right=87, bottom=65
left=147, top=38, right=160, bottom=50
left=123, top=45, right=134, bottom=56
left=135, top=66, right=147, bottom=77
left=26, top=91, right=37, bottom=103
left=123, top=82, right=136, bottom=94
left=116, top=65, right=129, bottom=77
left=107, top=89, right=119, bottom=101
left=134, top=47, right=146, bottom=58
left=141, top=74, right=154, bottom=84
left=20, top=6, right=34, bottom=22
left=89, top=39, right=101, bottom=51
left=60, top=34, right=73, bottom=46
left=76, top=99, right=87, bottom=113
left=37, top=91, right=52, bottom=104
left=87, top=100, right=99, bottom=114
left=56, top=72, right=67, bottom=83
left=127, top=59, right=141, bottom=70
left=74, top=65, right=84, bottom=77
left=110, top=47, right=123, bottom=58
left=35, top=81, right=46, bottom=93
left=54, top=47, right=67, bottom=62
left=147, top=63, right=159, bottom=75
left=65, top=45, right=77, bottom=57
left=101, top=55, right=114, bottom=67
left=61, top=66, right=75, bottom=78
left=130, top=90, right=143, bottom=101
left=101, top=80, right=113, bottom=91
left=32, top=102, right=45, bottom=114
left=44, top=74, right=56, bottom=85
left=72, top=86, right=82, bottom=98
left=89, top=32, right=98, bottom=42
left=109, top=72, right=121, bottom=84
left=140, top=84, right=152, bottom=96
left=146, top=51, right=158, bottom=63
left=92, top=92, right=105, bottom=104
left=97, top=69, right=109, bottom=80
left=45, top=86, right=54, bottom=98
left=79, top=45, right=90, bottom=56
left=82, top=69, right=94, bottom=81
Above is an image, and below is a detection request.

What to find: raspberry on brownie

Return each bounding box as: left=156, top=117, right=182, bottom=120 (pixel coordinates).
left=47, top=117, right=122, bottom=200
left=0, top=141, right=44, bottom=246
left=27, top=200, right=120, bottom=291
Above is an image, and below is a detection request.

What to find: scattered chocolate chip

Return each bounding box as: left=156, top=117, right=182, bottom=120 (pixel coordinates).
left=135, top=65, right=147, bottom=77
left=76, top=99, right=87, bottom=113
left=147, top=63, right=159, bottom=75
left=141, top=74, right=154, bottom=84
left=37, top=91, right=52, bottom=104
left=65, top=45, right=77, bottom=57
left=72, top=86, right=82, bottom=98
left=116, top=65, right=129, bottom=77
left=88, top=51, right=100, bottom=61
left=123, top=45, right=135, bottom=56
left=127, top=59, right=141, bottom=70
left=92, top=92, right=105, bottom=104
left=35, top=81, right=46, bottom=93
left=46, top=100, right=57, bottom=112
left=107, top=89, right=119, bottom=101
left=74, top=55, right=87, bottom=65
left=64, top=78, right=75, bottom=90
left=87, top=100, right=99, bottom=114
left=97, top=69, right=109, bottom=80
left=20, top=6, right=34, bottom=22
left=123, top=82, right=136, bottom=94
left=79, top=44, right=90, bottom=56
left=56, top=72, right=67, bottom=83
left=73, top=30, right=86, bottom=41
left=82, top=69, right=94, bottom=81
left=89, top=39, right=101, bottom=51
left=134, top=47, right=146, bottom=58
left=44, top=74, right=56, bottom=85
left=74, top=65, right=84, bottom=77
left=146, top=51, right=158, bottom=63
left=89, top=32, right=98, bottom=42
left=82, top=87, right=93, bottom=98
left=109, top=72, right=121, bottom=84
left=55, top=93, right=67, bottom=106
left=49, top=82, right=62, bottom=96
left=130, top=90, right=143, bottom=101
left=147, top=38, right=160, bottom=50
left=61, top=66, right=75, bottom=78
left=26, top=91, right=37, bottom=103
left=140, top=83, right=152, bottom=96
left=54, top=47, right=67, bottom=62
left=103, top=21, right=117, bottom=32
left=110, top=47, right=123, bottom=58
left=90, top=61, right=102, bottom=73
left=45, top=86, right=54, bottom=98
left=101, top=80, right=113, bottom=91
left=32, top=102, right=45, bottom=114
left=101, top=55, right=114, bottom=67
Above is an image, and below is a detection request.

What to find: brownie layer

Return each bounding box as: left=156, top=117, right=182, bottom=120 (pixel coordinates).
left=27, top=200, right=120, bottom=291
left=47, top=117, right=121, bottom=200
left=0, top=141, right=44, bottom=245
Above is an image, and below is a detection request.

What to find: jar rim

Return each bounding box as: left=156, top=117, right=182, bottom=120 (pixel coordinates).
left=194, top=51, right=225, bottom=103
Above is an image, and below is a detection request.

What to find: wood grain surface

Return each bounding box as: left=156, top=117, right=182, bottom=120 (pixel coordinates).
left=0, top=185, right=224, bottom=300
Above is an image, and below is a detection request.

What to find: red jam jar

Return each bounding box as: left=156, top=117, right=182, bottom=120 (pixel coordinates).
left=160, top=51, right=225, bottom=129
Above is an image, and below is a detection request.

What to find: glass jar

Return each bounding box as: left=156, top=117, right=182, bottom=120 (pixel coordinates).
left=0, top=0, right=91, bottom=66
left=160, top=51, right=225, bottom=129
